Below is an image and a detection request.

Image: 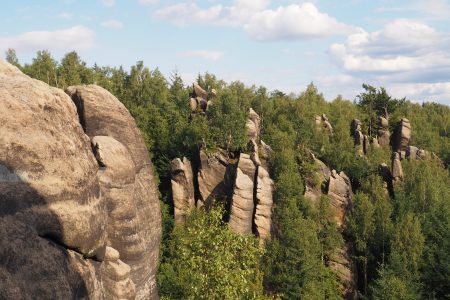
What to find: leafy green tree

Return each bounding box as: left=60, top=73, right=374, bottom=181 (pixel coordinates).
left=58, top=51, right=93, bottom=88
left=158, top=207, right=265, bottom=300
left=5, top=48, right=20, bottom=67
left=23, top=50, right=58, bottom=86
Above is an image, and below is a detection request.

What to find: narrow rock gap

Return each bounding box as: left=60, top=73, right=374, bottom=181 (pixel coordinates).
left=38, top=233, right=102, bottom=262
left=191, top=150, right=201, bottom=207
left=224, top=152, right=239, bottom=222
left=251, top=165, right=259, bottom=235
left=70, top=92, right=87, bottom=133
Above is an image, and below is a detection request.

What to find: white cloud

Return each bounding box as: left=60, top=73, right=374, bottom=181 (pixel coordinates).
left=245, top=3, right=357, bottom=41
left=138, top=0, right=158, bottom=5
left=0, top=26, right=95, bottom=53
left=58, top=12, right=73, bottom=20
left=182, top=50, right=224, bottom=60
left=154, top=1, right=353, bottom=41
left=102, top=0, right=115, bottom=7
left=101, top=19, right=123, bottom=29
left=330, top=19, right=450, bottom=74
left=413, top=0, right=450, bottom=19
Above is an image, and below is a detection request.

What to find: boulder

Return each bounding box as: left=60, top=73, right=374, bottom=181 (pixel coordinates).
left=377, top=116, right=391, bottom=147
left=229, top=154, right=256, bottom=235
left=171, top=157, right=195, bottom=224
left=406, top=145, right=419, bottom=160
left=193, top=83, right=208, bottom=100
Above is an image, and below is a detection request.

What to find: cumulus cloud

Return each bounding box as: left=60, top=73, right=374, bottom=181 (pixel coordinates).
left=101, top=19, right=123, bottom=29
left=102, top=0, right=115, bottom=7
left=330, top=19, right=450, bottom=75
left=182, top=50, right=225, bottom=60
left=0, top=26, right=95, bottom=53
left=245, top=3, right=357, bottom=41
left=154, top=1, right=354, bottom=41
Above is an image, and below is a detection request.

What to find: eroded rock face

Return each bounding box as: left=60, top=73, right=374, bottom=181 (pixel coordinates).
left=229, top=154, right=256, bottom=235
left=393, top=118, right=411, bottom=152
left=67, top=84, right=162, bottom=299
left=392, top=152, right=404, bottom=182
left=316, top=114, right=333, bottom=134
left=0, top=61, right=161, bottom=299
left=304, top=154, right=331, bottom=202
left=255, top=166, right=274, bottom=240
left=171, top=157, right=195, bottom=224
left=197, top=150, right=231, bottom=207
left=327, top=170, right=353, bottom=228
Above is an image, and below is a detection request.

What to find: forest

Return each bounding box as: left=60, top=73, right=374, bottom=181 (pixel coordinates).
left=5, top=48, right=450, bottom=299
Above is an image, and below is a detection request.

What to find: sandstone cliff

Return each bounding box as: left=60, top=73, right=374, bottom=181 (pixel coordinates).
left=0, top=61, right=161, bottom=299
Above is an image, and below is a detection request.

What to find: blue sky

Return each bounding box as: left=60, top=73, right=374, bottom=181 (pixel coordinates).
left=2, top=0, right=450, bottom=105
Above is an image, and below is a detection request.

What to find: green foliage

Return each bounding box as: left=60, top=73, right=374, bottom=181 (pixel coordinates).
left=158, top=207, right=265, bottom=300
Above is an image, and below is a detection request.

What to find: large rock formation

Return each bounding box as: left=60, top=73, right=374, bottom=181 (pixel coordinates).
left=327, top=170, right=353, bottom=228
left=254, top=166, right=274, bottom=240
left=67, top=84, right=162, bottom=299
left=393, top=118, right=411, bottom=152
left=229, top=154, right=257, bottom=235
left=315, top=113, right=333, bottom=134
left=303, top=153, right=331, bottom=202
left=197, top=150, right=231, bottom=207
left=189, top=83, right=216, bottom=114
left=170, top=157, right=195, bottom=224
left=0, top=61, right=161, bottom=299
left=391, top=152, right=404, bottom=182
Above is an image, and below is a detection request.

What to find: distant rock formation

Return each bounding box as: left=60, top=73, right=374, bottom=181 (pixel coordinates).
left=391, top=152, right=404, bottom=182
left=377, top=116, right=390, bottom=147
left=315, top=113, right=333, bottom=134
left=189, top=83, right=216, bottom=115
left=0, top=61, right=161, bottom=299
left=171, top=86, right=274, bottom=241
left=393, top=118, right=411, bottom=152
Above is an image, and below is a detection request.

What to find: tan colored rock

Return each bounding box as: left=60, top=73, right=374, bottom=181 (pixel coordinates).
left=101, top=247, right=136, bottom=300
left=189, top=98, right=198, bottom=111
left=67, top=84, right=162, bottom=299
left=406, top=145, right=419, bottom=160
left=229, top=154, right=256, bottom=235
left=171, top=157, right=195, bottom=224
left=393, top=118, right=411, bottom=152
left=377, top=116, right=391, bottom=147
left=197, top=150, right=230, bottom=207
left=255, top=166, right=274, bottom=241
left=327, top=170, right=352, bottom=228
left=246, top=108, right=261, bottom=142
left=392, top=152, right=404, bottom=182
left=193, top=82, right=208, bottom=99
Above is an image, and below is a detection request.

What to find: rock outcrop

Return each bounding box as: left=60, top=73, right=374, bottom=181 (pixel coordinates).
left=316, top=113, right=333, bottom=134
left=0, top=61, right=161, bottom=299
left=229, top=154, right=257, bottom=235
left=189, top=83, right=216, bottom=114
left=393, top=118, right=411, bottom=152
left=254, top=166, right=274, bottom=240
left=377, top=116, right=390, bottom=147
left=67, top=85, right=162, bottom=299
left=303, top=153, right=331, bottom=202
left=197, top=150, right=232, bottom=207
left=391, top=152, right=404, bottom=182
left=171, top=157, right=195, bottom=224
left=327, top=170, right=353, bottom=228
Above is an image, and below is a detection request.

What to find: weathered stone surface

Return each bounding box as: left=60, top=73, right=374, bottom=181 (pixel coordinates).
left=406, top=145, right=419, bottom=160
left=255, top=166, right=274, bottom=241
left=189, top=98, right=198, bottom=111
left=379, top=163, right=394, bottom=196
left=327, top=170, right=353, bottom=228
left=392, top=152, right=404, bottom=182
left=377, top=116, right=391, bottom=147
left=67, top=84, right=162, bottom=299
left=393, top=118, right=411, bottom=152
left=0, top=62, right=162, bottom=299
left=100, top=247, right=136, bottom=300
left=0, top=62, right=119, bottom=298
left=316, top=114, right=333, bottom=134
left=193, top=83, right=208, bottom=100
left=197, top=150, right=230, bottom=207
left=229, top=154, right=256, bottom=235
left=171, top=157, right=195, bottom=224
